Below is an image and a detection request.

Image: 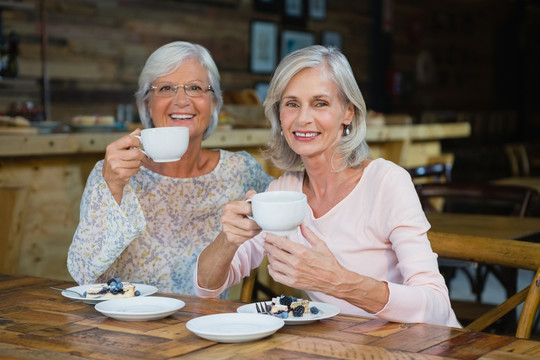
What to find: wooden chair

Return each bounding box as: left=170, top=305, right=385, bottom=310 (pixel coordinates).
left=415, top=182, right=538, bottom=328
left=505, top=143, right=531, bottom=177
left=428, top=231, right=540, bottom=339
left=415, top=183, right=535, bottom=218
left=240, top=269, right=278, bottom=303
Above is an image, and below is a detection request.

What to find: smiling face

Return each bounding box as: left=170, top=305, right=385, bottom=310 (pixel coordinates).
left=279, top=65, right=354, bottom=162
left=147, top=58, right=215, bottom=143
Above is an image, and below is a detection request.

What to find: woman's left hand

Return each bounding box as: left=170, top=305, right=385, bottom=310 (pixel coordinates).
left=263, top=224, right=344, bottom=293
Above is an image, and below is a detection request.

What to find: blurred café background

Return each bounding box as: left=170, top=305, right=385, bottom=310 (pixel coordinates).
left=0, top=0, right=539, bottom=332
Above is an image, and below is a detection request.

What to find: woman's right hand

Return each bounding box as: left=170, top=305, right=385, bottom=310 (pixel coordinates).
left=102, top=129, right=147, bottom=204
left=220, top=190, right=262, bottom=247
left=196, top=190, right=262, bottom=291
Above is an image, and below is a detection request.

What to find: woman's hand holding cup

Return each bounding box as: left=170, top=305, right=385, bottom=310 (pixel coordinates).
left=220, top=190, right=263, bottom=247
left=102, top=129, right=147, bottom=204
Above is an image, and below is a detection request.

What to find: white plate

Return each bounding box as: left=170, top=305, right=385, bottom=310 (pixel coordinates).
left=237, top=301, right=340, bottom=325
left=186, top=313, right=284, bottom=343
left=61, top=283, right=158, bottom=304
left=95, top=296, right=184, bottom=321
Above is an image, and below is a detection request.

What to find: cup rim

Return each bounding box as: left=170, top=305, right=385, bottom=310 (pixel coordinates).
left=142, top=126, right=189, bottom=133
left=251, top=191, right=306, bottom=203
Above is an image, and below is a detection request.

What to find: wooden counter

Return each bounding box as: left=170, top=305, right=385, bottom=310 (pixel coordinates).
left=0, top=122, right=470, bottom=160
left=0, top=122, right=470, bottom=284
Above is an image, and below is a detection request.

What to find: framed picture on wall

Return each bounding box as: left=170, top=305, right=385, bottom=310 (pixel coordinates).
left=308, top=0, right=326, bottom=20
left=322, top=30, right=343, bottom=49
left=250, top=21, right=278, bottom=74
left=281, top=30, right=316, bottom=59
left=253, top=0, right=279, bottom=12
left=282, top=0, right=307, bottom=27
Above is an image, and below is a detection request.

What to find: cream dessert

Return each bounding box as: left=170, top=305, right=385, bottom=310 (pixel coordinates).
left=85, top=278, right=139, bottom=299
left=268, top=295, right=319, bottom=319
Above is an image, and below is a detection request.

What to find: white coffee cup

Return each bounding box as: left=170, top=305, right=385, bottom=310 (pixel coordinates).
left=248, top=191, right=307, bottom=235
left=135, top=127, right=189, bottom=162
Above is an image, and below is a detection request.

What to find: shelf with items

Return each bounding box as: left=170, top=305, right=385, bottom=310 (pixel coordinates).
left=0, top=1, right=34, bottom=11
left=0, top=0, right=48, bottom=121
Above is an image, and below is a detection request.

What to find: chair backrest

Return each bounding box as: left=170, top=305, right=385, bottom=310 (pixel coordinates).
left=415, top=183, right=536, bottom=217
left=428, top=231, right=540, bottom=339
left=407, top=163, right=453, bottom=184
left=505, top=143, right=531, bottom=177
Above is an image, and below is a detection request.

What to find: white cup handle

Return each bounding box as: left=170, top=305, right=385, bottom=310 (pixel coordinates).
left=245, top=198, right=255, bottom=221
left=133, top=135, right=148, bottom=157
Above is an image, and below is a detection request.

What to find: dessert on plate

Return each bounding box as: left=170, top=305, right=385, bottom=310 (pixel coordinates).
left=267, top=294, right=319, bottom=319
left=85, top=278, right=140, bottom=299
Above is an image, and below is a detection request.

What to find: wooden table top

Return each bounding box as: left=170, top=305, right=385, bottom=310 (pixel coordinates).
left=491, top=176, right=540, bottom=192
left=2, top=274, right=540, bottom=359
left=427, top=212, right=540, bottom=240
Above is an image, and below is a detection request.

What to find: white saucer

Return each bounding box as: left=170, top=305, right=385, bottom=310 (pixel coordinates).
left=186, top=313, right=284, bottom=343
left=95, top=296, right=184, bottom=321
left=61, top=283, right=158, bottom=304
left=237, top=301, right=340, bottom=325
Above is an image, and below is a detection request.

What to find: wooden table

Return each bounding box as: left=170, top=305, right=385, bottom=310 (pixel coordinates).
left=2, top=274, right=540, bottom=359
left=427, top=212, right=540, bottom=240
left=491, top=176, right=540, bottom=192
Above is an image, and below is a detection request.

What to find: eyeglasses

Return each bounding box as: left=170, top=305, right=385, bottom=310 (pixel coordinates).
left=150, top=81, right=214, bottom=98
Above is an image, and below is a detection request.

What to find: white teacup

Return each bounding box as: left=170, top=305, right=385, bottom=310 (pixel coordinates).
left=248, top=191, right=307, bottom=236
left=135, top=127, right=189, bottom=162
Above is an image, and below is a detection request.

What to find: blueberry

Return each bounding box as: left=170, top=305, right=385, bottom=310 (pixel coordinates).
left=135, top=290, right=141, bottom=296
left=116, top=282, right=123, bottom=290
left=83, top=291, right=87, bottom=298
left=279, top=296, right=293, bottom=307
left=293, top=305, right=305, bottom=317
left=281, top=312, right=289, bottom=319
left=310, top=306, right=319, bottom=315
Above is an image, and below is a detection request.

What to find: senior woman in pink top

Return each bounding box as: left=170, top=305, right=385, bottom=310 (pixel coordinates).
left=195, top=45, right=460, bottom=327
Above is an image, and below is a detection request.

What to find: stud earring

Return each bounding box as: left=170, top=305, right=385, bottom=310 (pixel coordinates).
left=343, top=124, right=351, bottom=136
left=280, top=130, right=283, bottom=136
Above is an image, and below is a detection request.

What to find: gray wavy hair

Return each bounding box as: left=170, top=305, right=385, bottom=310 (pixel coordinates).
left=262, top=45, right=369, bottom=171
left=134, top=41, right=223, bottom=140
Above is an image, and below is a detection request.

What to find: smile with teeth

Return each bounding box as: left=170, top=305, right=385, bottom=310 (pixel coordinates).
left=170, top=114, right=194, bottom=120
left=294, top=131, right=318, bottom=138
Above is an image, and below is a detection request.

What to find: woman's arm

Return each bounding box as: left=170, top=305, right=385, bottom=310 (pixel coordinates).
left=196, top=193, right=262, bottom=290
left=67, top=161, right=146, bottom=284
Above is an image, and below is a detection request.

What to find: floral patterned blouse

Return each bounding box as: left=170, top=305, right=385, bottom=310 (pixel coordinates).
left=67, top=150, right=273, bottom=297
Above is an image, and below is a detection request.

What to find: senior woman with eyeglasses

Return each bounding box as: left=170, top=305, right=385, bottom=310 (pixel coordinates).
left=195, top=45, right=460, bottom=327
left=67, top=41, right=273, bottom=296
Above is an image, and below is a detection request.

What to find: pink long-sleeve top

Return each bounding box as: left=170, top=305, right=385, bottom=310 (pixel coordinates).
left=194, top=158, right=461, bottom=327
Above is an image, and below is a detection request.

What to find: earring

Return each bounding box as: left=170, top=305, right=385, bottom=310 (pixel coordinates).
left=280, top=130, right=283, bottom=136
left=343, top=124, right=351, bottom=136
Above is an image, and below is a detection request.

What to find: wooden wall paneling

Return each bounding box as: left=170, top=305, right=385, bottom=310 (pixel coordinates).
left=0, top=186, right=28, bottom=274
left=3, top=0, right=373, bottom=123
left=0, top=154, right=101, bottom=280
